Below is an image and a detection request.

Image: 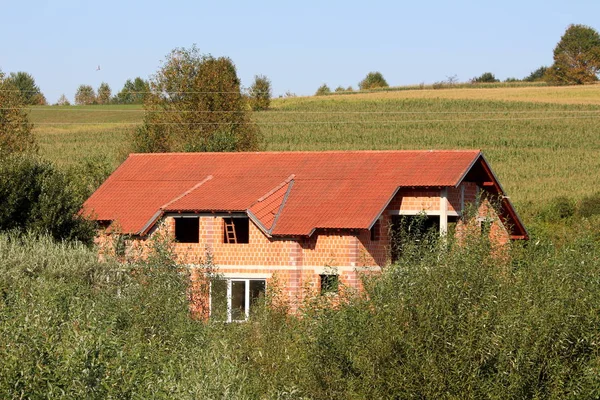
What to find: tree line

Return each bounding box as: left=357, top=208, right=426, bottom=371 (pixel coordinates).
left=316, top=24, right=600, bottom=94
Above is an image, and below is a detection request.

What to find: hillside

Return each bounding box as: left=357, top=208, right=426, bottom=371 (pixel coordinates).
left=30, top=85, right=600, bottom=216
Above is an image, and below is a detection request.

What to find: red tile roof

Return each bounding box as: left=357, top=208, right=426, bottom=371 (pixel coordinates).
left=83, top=150, right=526, bottom=238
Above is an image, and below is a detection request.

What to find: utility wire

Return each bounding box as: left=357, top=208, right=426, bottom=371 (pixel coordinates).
left=29, top=115, right=600, bottom=125
left=7, top=108, right=600, bottom=114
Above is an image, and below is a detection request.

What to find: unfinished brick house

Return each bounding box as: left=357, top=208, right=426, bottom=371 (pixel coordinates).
left=83, top=150, right=527, bottom=321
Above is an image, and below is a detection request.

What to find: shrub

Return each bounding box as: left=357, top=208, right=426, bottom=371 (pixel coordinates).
left=0, top=71, right=37, bottom=154
left=334, top=86, right=346, bottom=92
left=358, top=71, right=389, bottom=90
left=577, top=192, right=600, bottom=218
left=249, top=74, right=272, bottom=111
left=0, top=154, right=95, bottom=243
left=472, top=72, right=499, bottom=83
left=315, top=84, right=331, bottom=96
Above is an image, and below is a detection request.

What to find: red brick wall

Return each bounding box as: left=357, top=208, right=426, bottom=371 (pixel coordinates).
left=97, top=181, right=511, bottom=314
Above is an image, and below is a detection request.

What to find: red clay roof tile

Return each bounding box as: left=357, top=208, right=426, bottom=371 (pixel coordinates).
left=83, top=150, right=525, bottom=237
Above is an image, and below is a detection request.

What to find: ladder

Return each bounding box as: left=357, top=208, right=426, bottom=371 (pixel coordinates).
left=224, top=219, right=237, bottom=244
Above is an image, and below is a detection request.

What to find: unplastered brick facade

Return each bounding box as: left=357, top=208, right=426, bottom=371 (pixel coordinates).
left=101, top=182, right=509, bottom=313
left=85, top=150, right=528, bottom=317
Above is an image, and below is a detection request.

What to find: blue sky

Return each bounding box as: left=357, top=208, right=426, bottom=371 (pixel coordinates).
left=1, top=0, right=599, bottom=103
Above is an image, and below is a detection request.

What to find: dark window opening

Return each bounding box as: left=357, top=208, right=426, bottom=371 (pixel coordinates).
left=320, top=274, right=339, bottom=295
left=223, top=217, right=249, bottom=244
left=481, top=219, right=492, bottom=236
left=370, top=220, right=381, bottom=241
left=390, top=215, right=440, bottom=262
left=174, top=217, right=199, bottom=243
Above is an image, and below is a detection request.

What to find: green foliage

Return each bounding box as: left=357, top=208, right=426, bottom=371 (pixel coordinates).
left=545, top=24, right=600, bottom=85
left=577, top=192, right=600, bottom=218
left=0, top=71, right=37, bottom=154
left=3, top=228, right=600, bottom=398
left=334, top=86, right=346, bottom=92
left=358, top=71, right=389, bottom=90
left=75, top=84, right=96, bottom=105
left=132, top=45, right=261, bottom=153
left=315, top=83, right=331, bottom=96
left=114, top=77, right=149, bottom=104
left=96, top=82, right=111, bottom=105
left=523, top=66, right=548, bottom=82
left=6, top=71, right=46, bottom=105
left=0, top=154, right=95, bottom=243
left=504, top=77, right=520, bottom=82
left=55, top=94, right=71, bottom=106
left=472, top=72, right=500, bottom=83
left=249, top=74, right=272, bottom=111
left=538, top=195, right=576, bottom=222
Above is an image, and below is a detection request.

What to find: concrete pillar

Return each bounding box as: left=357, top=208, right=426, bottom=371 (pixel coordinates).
left=440, top=188, right=448, bottom=235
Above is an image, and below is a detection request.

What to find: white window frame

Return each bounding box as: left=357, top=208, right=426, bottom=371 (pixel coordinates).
left=209, top=278, right=267, bottom=322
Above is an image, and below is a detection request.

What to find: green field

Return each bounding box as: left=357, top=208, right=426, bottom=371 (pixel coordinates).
left=31, top=86, right=600, bottom=218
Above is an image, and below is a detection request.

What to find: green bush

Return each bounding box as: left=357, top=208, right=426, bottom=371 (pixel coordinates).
left=358, top=71, right=389, bottom=90
left=472, top=72, right=500, bottom=83
left=249, top=74, right=272, bottom=111
left=0, top=154, right=95, bottom=243
left=315, top=84, right=331, bottom=96
left=578, top=192, right=600, bottom=218
left=3, top=226, right=600, bottom=398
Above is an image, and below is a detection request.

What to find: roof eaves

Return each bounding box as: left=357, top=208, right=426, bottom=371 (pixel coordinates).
left=267, top=179, right=294, bottom=234
left=367, top=186, right=402, bottom=230
left=455, top=150, right=483, bottom=188
left=246, top=209, right=272, bottom=238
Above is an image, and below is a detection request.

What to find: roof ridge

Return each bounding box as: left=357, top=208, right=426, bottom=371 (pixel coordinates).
left=160, top=175, right=213, bottom=210
left=129, top=149, right=482, bottom=156
left=257, top=174, right=296, bottom=202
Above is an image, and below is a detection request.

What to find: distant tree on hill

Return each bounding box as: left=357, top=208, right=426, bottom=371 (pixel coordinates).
left=334, top=86, right=346, bottom=92
left=114, top=77, right=150, bottom=104
left=545, top=24, right=600, bottom=85
left=75, top=85, right=96, bottom=105
left=97, top=82, right=112, bottom=105
left=0, top=70, right=36, bottom=154
left=471, top=72, right=499, bottom=83
left=315, top=84, right=331, bottom=96
left=55, top=94, right=71, bottom=106
left=248, top=74, right=271, bottom=111
left=504, top=77, right=520, bottom=82
left=132, top=45, right=260, bottom=153
left=523, top=66, right=548, bottom=82
left=6, top=71, right=46, bottom=105
left=358, top=72, right=389, bottom=90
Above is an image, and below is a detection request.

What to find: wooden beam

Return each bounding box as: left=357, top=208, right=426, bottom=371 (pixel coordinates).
left=482, top=181, right=495, bottom=186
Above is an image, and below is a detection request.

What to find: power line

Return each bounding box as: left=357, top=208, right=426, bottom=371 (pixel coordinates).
left=7, top=108, right=600, bottom=114
left=29, top=115, right=600, bottom=125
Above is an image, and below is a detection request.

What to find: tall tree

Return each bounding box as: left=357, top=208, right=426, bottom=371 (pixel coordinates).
left=97, top=82, right=112, bottom=105
left=248, top=74, right=272, bottom=111
left=132, top=45, right=260, bottom=153
left=545, top=24, right=600, bottom=85
left=358, top=72, right=389, bottom=90
left=115, top=77, right=150, bottom=104
left=0, top=70, right=37, bottom=154
left=523, top=66, right=548, bottom=82
left=75, top=84, right=96, bottom=105
left=7, top=71, right=46, bottom=105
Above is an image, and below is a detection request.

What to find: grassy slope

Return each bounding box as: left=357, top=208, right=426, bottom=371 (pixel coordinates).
left=31, top=85, right=600, bottom=217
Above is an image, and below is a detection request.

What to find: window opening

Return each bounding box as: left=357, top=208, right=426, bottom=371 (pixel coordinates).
left=223, top=217, right=249, bottom=244
left=370, top=219, right=381, bottom=241
left=390, top=214, right=440, bottom=262
left=174, top=217, right=199, bottom=243
left=210, top=279, right=266, bottom=322
left=320, top=274, right=339, bottom=295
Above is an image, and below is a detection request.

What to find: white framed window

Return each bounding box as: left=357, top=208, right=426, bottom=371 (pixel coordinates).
left=210, top=278, right=266, bottom=322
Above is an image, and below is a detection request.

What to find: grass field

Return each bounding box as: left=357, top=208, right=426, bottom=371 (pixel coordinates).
left=30, top=85, right=600, bottom=217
